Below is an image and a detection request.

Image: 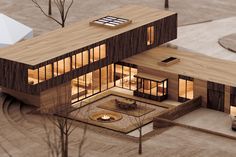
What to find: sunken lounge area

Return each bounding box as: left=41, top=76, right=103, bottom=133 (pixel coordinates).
left=68, top=90, right=170, bottom=133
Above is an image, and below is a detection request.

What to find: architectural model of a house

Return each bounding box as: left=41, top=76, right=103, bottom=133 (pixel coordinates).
left=0, top=5, right=236, bottom=114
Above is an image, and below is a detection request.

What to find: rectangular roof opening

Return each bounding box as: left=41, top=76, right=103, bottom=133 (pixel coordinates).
left=90, top=16, right=132, bottom=29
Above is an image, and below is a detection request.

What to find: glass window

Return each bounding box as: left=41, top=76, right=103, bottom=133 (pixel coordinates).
left=123, top=66, right=130, bottom=89
left=137, top=78, right=143, bottom=92
left=108, top=64, right=114, bottom=88
left=58, top=59, right=64, bottom=75
left=46, top=64, right=52, bottom=80
left=178, top=76, right=194, bottom=102
left=65, top=57, right=71, bottom=73
left=157, top=82, right=164, bottom=96
left=71, top=78, right=78, bottom=98
left=54, top=62, right=58, bottom=77
left=147, top=26, right=154, bottom=45
left=72, top=55, right=76, bottom=70
left=90, top=48, right=94, bottom=63
left=101, top=66, right=108, bottom=91
left=115, top=64, right=123, bottom=87
left=76, top=53, right=82, bottom=68
left=83, top=50, right=88, bottom=66
left=79, top=75, right=86, bottom=100
left=86, top=72, right=93, bottom=97
left=144, top=79, right=150, bottom=94
left=151, top=81, right=157, bottom=96
left=131, top=68, right=137, bottom=90
left=28, top=69, right=38, bottom=85
left=100, top=44, right=106, bottom=59
left=94, top=46, right=100, bottom=61
left=92, top=69, right=100, bottom=94
left=187, top=80, right=193, bottom=99
left=39, top=66, right=45, bottom=82
left=179, top=79, right=186, bottom=98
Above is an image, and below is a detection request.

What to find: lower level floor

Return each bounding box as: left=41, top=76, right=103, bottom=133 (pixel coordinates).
left=2, top=61, right=236, bottom=115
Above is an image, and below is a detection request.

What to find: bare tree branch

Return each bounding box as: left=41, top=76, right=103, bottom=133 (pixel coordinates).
left=32, top=0, right=74, bottom=28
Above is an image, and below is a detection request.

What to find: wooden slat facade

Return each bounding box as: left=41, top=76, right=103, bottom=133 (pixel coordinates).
left=207, top=81, right=225, bottom=112
left=0, top=13, right=177, bottom=95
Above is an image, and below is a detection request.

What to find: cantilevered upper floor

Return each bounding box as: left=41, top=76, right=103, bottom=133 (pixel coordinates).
left=0, top=5, right=177, bottom=94
left=0, top=5, right=176, bottom=66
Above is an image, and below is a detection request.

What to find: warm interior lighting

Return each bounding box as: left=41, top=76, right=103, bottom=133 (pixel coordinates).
left=147, top=26, right=154, bottom=45
left=28, top=69, right=38, bottom=85
left=179, top=78, right=194, bottom=100
left=100, top=44, right=106, bottom=59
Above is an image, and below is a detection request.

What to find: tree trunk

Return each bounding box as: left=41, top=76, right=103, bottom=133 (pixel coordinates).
left=48, top=0, right=52, bottom=15
left=138, top=127, right=142, bottom=155
left=61, top=128, right=65, bottom=157
left=65, top=131, right=69, bottom=157
left=165, top=0, right=169, bottom=9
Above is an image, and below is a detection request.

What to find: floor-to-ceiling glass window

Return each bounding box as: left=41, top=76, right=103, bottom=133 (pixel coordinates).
left=123, top=66, right=130, bottom=89
left=115, top=63, right=137, bottom=90
left=108, top=64, right=114, bottom=88
left=101, top=66, right=108, bottom=91
left=115, top=64, right=123, bottom=88
left=71, top=64, right=114, bottom=103
left=86, top=72, right=93, bottom=97
left=92, top=69, right=100, bottom=94
left=134, top=74, right=168, bottom=101
left=178, top=75, right=194, bottom=102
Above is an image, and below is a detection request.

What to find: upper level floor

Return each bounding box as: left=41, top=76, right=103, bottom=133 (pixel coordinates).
left=0, top=5, right=177, bottom=94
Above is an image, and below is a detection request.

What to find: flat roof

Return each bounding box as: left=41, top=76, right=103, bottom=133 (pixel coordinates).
left=0, top=5, right=175, bottom=66
left=123, top=46, right=236, bottom=87
left=135, top=73, right=167, bottom=82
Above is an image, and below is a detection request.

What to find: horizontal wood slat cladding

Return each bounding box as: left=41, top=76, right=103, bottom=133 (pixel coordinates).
left=0, top=14, right=177, bottom=95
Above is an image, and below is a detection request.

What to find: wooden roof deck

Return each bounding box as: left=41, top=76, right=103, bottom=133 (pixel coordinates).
left=123, top=46, right=236, bottom=87
left=135, top=72, right=167, bottom=82
left=0, top=5, right=175, bottom=66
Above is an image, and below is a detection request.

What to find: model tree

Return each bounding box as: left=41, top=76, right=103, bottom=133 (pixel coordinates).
left=126, top=103, right=147, bottom=155
left=165, top=0, right=169, bottom=9
left=42, top=85, right=88, bottom=157
left=32, top=0, right=74, bottom=28
left=48, top=0, right=52, bottom=15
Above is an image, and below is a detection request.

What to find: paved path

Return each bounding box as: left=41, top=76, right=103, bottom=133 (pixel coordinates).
left=174, top=107, right=236, bottom=138
left=171, top=17, right=236, bottom=61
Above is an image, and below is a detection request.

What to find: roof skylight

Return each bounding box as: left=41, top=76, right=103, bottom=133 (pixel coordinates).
left=90, top=16, right=132, bottom=29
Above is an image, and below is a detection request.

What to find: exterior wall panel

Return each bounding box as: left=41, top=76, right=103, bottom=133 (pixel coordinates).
left=0, top=14, right=177, bottom=95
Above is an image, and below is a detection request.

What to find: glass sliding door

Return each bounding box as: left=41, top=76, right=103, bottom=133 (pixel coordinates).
left=131, top=68, right=137, bottom=90
left=92, top=69, right=100, bottom=94
left=101, top=66, right=108, bottom=91
left=123, top=66, right=130, bottom=89
left=108, top=64, right=114, bottom=88
left=114, top=63, right=137, bottom=90
left=178, top=75, right=194, bottom=102
left=115, top=64, right=123, bottom=88
left=71, top=64, right=114, bottom=103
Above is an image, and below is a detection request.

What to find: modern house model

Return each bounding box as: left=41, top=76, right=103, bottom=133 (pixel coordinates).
left=0, top=5, right=236, bottom=114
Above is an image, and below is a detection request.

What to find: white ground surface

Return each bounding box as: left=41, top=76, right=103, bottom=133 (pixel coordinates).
left=127, top=122, right=154, bottom=137
left=171, top=17, right=236, bottom=61
left=175, top=107, right=236, bottom=138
